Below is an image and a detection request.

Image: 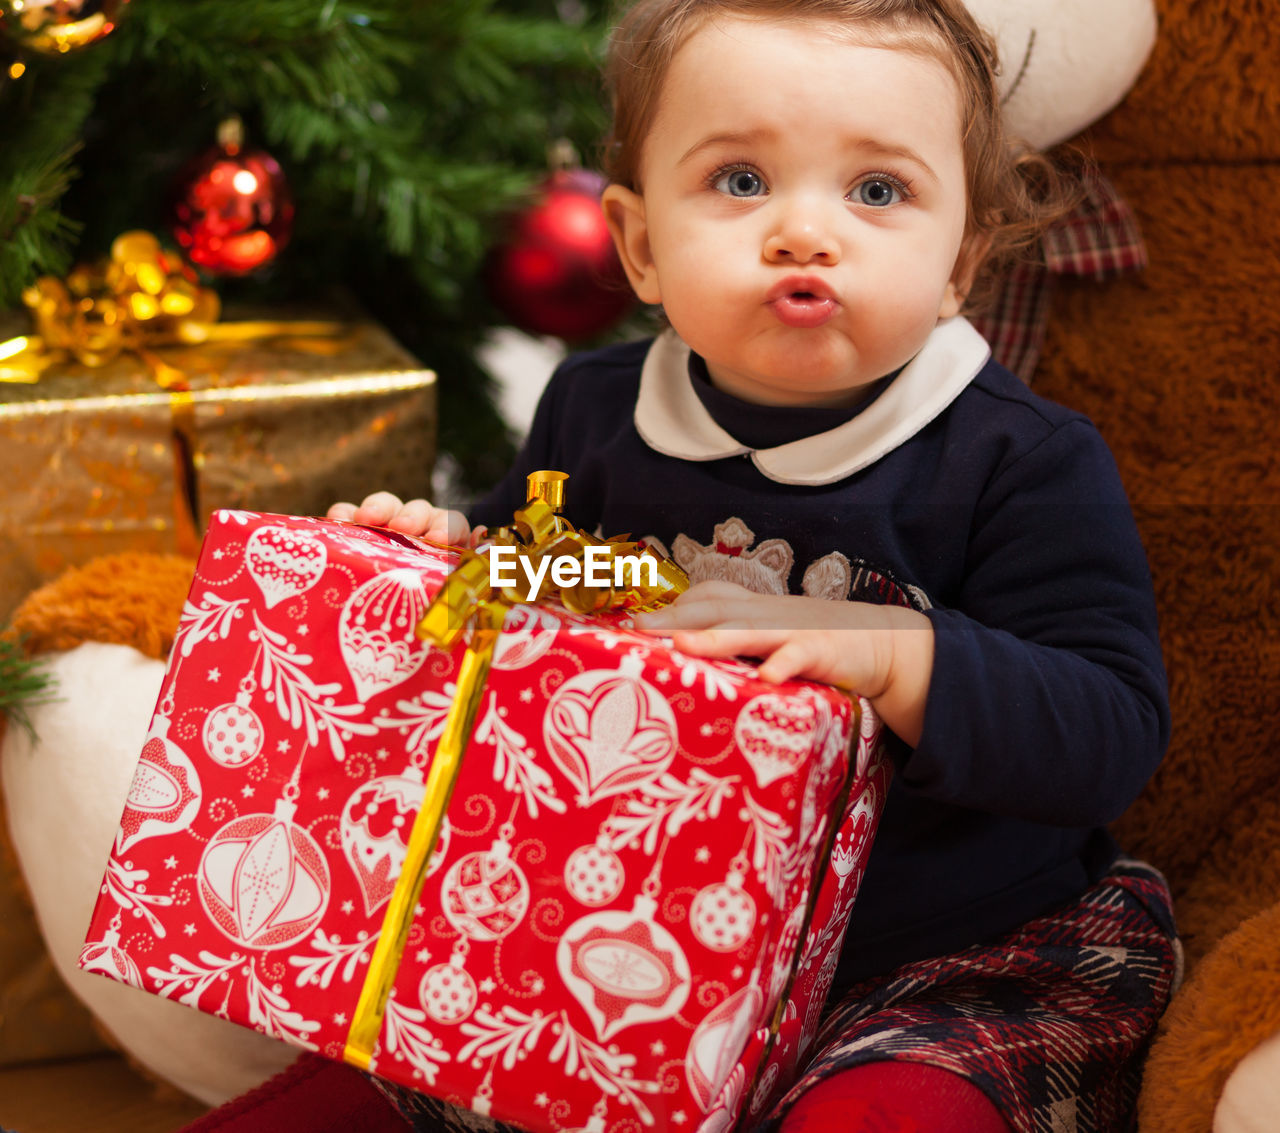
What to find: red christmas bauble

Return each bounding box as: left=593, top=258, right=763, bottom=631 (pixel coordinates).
left=170, top=123, right=293, bottom=276
left=486, top=169, right=634, bottom=342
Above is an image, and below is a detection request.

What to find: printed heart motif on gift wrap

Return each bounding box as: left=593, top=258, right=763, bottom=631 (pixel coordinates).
left=339, top=568, right=431, bottom=702
left=245, top=526, right=328, bottom=609
left=543, top=655, right=678, bottom=807
left=734, top=692, right=821, bottom=788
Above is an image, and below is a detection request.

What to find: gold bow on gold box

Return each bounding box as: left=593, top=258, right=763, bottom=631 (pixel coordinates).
left=0, top=232, right=436, bottom=622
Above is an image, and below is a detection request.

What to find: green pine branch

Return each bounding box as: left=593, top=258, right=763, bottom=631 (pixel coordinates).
left=0, top=638, right=57, bottom=743
left=0, top=0, right=614, bottom=489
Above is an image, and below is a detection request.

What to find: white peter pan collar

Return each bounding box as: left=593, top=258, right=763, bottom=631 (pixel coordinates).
left=633, top=317, right=991, bottom=486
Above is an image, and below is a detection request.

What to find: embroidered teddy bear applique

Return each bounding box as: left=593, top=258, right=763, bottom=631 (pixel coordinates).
left=647, top=517, right=931, bottom=610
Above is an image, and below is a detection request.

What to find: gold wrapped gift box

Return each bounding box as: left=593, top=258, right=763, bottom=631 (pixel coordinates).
left=0, top=314, right=436, bottom=622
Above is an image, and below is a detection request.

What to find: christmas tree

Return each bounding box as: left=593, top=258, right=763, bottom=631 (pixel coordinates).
left=0, top=0, right=614, bottom=492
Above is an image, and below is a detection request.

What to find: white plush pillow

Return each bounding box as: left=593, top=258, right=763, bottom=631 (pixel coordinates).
left=1, top=641, right=297, bottom=1106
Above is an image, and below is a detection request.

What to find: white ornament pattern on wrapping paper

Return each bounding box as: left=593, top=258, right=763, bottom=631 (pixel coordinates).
left=689, top=867, right=758, bottom=954
left=377, top=684, right=456, bottom=763
left=176, top=592, right=248, bottom=658
left=339, top=765, right=450, bottom=917
left=556, top=893, right=692, bottom=1044
left=734, top=691, right=823, bottom=788
left=473, top=692, right=566, bottom=819
left=198, top=785, right=331, bottom=950
left=543, top=654, right=679, bottom=808
left=116, top=713, right=203, bottom=854
left=685, top=984, right=763, bottom=1113
left=288, top=927, right=376, bottom=990
left=251, top=611, right=377, bottom=761
left=670, top=649, right=753, bottom=702
left=700, top=1064, right=748, bottom=1133
left=600, top=768, right=739, bottom=856
left=564, top=842, right=626, bottom=907
left=339, top=568, right=432, bottom=702
left=102, top=856, right=175, bottom=938
left=741, top=791, right=802, bottom=907
left=146, top=949, right=322, bottom=1050
left=419, top=944, right=479, bottom=1025
left=440, top=836, right=531, bottom=942
left=378, top=995, right=453, bottom=1085
left=245, top=525, right=328, bottom=609
left=202, top=673, right=266, bottom=769
left=491, top=604, right=561, bottom=670
left=457, top=1007, right=662, bottom=1126
left=79, top=917, right=145, bottom=989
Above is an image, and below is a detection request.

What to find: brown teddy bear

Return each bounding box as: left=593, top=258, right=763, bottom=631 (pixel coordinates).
left=1028, top=0, right=1280, bottom=1127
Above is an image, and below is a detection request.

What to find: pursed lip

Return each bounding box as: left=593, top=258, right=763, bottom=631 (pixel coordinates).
left=766, top=275, right=839, bottom=328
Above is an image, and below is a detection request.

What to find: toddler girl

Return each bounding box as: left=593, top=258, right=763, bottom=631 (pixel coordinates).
left=331, top=2, right=1180, bottom=1129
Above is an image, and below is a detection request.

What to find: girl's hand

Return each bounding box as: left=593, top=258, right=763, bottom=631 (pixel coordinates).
left=326, top=491, right=476, bottom=547
left=634, top=580, right=934, bottom=746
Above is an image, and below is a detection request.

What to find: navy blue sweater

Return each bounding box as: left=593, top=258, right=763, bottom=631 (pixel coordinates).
left=470, top=326, right=1169, bottom=992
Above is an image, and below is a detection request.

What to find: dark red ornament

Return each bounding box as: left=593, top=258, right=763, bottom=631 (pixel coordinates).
left=486, top=168, right=634, bottom=342
left=170, top=119, right=293, bottom=276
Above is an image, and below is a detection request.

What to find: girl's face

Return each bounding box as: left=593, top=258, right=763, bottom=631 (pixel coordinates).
left=603, top=16, right=974, bottom=408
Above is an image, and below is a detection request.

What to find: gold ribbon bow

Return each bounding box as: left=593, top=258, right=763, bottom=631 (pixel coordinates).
left=0, top=230, right=344, bottom=388
left=343, top=470, right=689, bottom=1069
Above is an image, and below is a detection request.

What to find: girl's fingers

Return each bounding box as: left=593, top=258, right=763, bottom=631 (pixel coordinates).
left=670, top=625, right=788, bottom=657
left=353, top=491, right=406, bottom=524
left=327, top=501, right=357, bottom=520
left=386, top=498, right=437, bottom=534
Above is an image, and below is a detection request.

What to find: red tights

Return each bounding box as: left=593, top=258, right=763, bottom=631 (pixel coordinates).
left=778, top=1060, right=1012, bottom=1133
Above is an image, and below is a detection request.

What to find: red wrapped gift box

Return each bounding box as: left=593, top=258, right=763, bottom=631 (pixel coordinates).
left=81, top=510, right=888, bottom=1131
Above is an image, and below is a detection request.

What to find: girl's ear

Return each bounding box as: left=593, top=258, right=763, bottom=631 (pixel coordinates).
left=939, top=232, right=993, bottom=319
left=601, top=184, right=662, bottom=305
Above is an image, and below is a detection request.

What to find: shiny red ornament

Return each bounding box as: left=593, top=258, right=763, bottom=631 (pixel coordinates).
left=486, top=168, right=634, bottom=342
left=170, top=121, right=293, bottom=276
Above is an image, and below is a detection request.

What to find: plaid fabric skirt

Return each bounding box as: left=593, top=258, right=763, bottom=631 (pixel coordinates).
left=383, top=857, right=1180, bottom=1133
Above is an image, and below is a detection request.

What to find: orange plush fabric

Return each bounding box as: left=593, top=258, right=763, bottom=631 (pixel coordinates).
left=9, top=552, right=196, bottom=662
left=1029, top=0, right=1280, bottom=1128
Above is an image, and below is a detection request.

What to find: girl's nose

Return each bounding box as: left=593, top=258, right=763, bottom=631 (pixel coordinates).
left=763, top=199, right=842, bottom=265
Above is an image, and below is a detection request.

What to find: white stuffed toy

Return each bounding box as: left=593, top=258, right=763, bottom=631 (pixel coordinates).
left=0, top=0, right=1158, bottom=1111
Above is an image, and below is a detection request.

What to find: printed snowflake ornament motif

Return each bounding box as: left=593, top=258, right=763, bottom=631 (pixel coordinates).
left=543, top=653, right=678, bottom=807
left=557, top=893, right=691, bottom=1042
left=339, top=568, right=432, bottom=702
left=440, top=837, right=530, bottom=941
left=339, top=765, right=449, bottom=917
left=244, top=524, right=328, bottom=609
left=117, top=714, right=203, bottom=852
left=198, top=796, right=330, bottom=949
left=734, top=692, right=822, bottom=787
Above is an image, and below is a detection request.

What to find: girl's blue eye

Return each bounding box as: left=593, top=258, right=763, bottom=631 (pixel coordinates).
left=715, top=169, right=766, bottom=197
left=858, top=179, right=902, bottom=207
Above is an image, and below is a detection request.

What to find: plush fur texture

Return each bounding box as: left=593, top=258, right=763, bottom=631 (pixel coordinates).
left=1030, top=0, right=1280, bottom=1128
left=9, top=552, right=195, bottom=662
